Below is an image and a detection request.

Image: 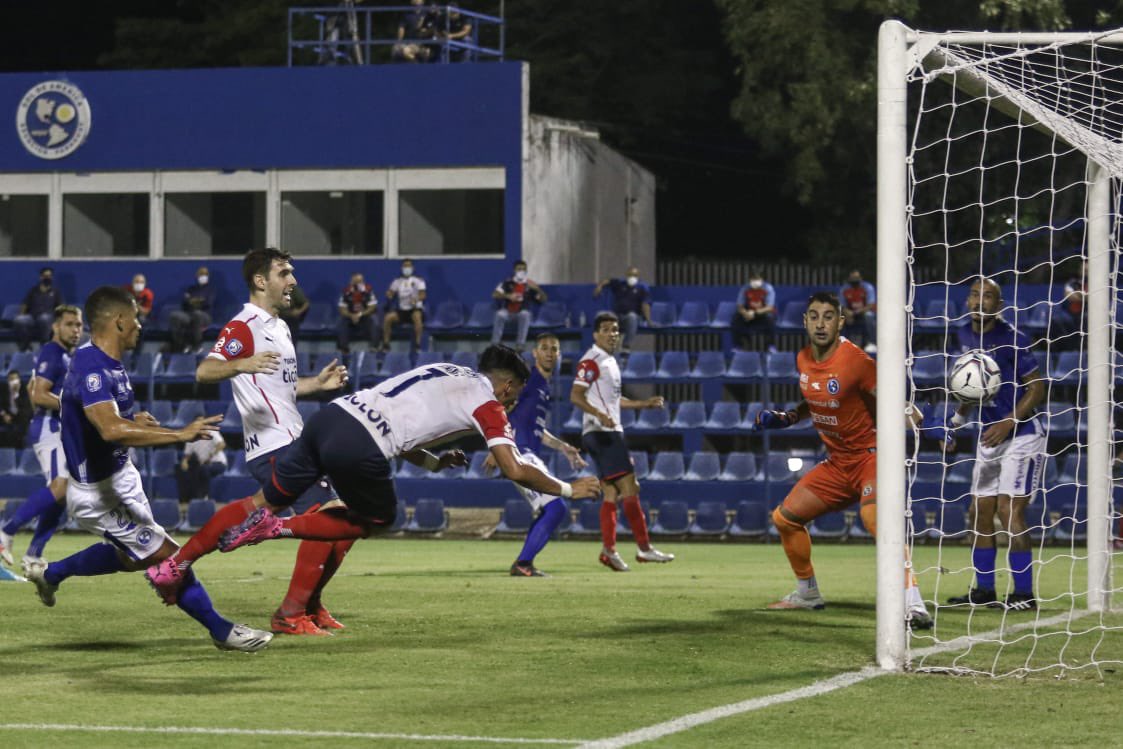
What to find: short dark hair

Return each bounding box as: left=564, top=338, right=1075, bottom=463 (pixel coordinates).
left=534, top=332, right=560, bottom=345
left=593, top=311, right=619, bottom=332
left=478, top=344, right=530, bottom=383
left=84, top=285, right=135, bottom=328
left=7, top=370, right=18, bottom=379
left=39, top=266, right=52, bottom=275
left=514, top=260, right=527, bottom=268
left=242, top=247, right=292, bottom=292
left=806, top=291, right=841, bottom=313
left=54, top=304, right=81, bottom=321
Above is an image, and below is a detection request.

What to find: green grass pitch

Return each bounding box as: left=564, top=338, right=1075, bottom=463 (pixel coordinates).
left=0, top=534, right=1121, bottom=747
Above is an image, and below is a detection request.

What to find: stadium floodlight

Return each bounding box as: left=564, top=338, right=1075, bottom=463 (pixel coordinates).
left=878, top=20, right=1121, bottom=674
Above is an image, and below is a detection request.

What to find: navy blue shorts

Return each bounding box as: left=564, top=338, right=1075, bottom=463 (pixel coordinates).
left=261, top=403, right=398, bottom=524
left=249, top=447, right=338, bottom=516
left=581, top=430, right=633, bottom=481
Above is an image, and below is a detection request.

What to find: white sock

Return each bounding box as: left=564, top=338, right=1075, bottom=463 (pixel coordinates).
left=798, top=576, right=818, bottom=596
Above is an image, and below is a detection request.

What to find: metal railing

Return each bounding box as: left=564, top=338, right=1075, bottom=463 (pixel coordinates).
left=288, top=5, right=505, bottom=66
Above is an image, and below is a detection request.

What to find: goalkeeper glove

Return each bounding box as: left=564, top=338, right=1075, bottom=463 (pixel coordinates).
left=753, top=409, right=795, bottom=432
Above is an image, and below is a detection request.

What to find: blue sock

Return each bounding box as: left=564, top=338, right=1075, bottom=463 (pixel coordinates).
left=44, top=542, right=126, bottom=585
left=973, top=546, right=997, bottom=591
left=1009, top=550, right=1034, bottom=595
left=517, top=500, right=566, bottom=564
left=26, top=500, right=66, bottom=559
left=175, top=568, right=234, bottom=642
left=3, top=486, right=56, bottom=536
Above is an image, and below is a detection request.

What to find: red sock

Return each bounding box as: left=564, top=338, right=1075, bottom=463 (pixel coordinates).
left=278, top=540, right=333, bottom=618
left=307, top=539, right=355, bottom=613
left=621, top=496, right=650, bottom=549
left=281, top=508, right=374, bottom=540
left=600, top=501, right=618, bottom=550
left=176, top=497, right=255, bottom=565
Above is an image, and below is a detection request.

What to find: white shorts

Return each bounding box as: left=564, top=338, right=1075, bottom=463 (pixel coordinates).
left=972, top=430, right=1046, bottom=499
left=66, top=462, right=167, bottom=561
left=33, top=428, right=68, bottom=481
left=511, top=451, right=561, bottom=513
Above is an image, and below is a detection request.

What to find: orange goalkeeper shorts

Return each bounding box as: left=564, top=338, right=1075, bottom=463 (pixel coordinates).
left=790, top=449, right=877, bottom=511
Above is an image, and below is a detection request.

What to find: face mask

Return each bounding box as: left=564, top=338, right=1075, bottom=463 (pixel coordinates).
left=197, top=275, right=209, bottom=286
left=402, top=266, right=413, bottom=277
left=40, top=277, right=52, bottom=288
left=849, top=279, right=861, bottom=287
left=749, top=279, right=763, bottom=289
left=133, top=283, right=145, bottom=294
left=514, top=270, right=528, bottom=283
left=626, top=275, right=639, bottom=287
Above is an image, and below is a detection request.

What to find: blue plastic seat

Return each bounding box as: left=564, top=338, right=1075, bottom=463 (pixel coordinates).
left=159, top=353, right=198, bottom=383
left=670, top=401, right=706, bottom=429
left=629, top=451, right=650, bottom=480
left=709, top=301, right=737, bottom=329
left=219, top=401, right=243, bottom=433
left=655, top=351, right=691, bottom=380
left=764, top=453, right=806, bottom=482
left=388, top=499, right=409, bottom=533
left=428, top=300, right=465, bottom=329
left=1022, top=302, right=1052, bottom=336
left=300, top=304, right=335, bottom=335
left=166, top=400, right=205, bottom=429
left=1050, top=351, right=1084, bottom=385
left=911, top=351, right=948, bottom=386
left=296, top=400, right=321, bottom=422
left=1045, top=402, right=1078, bottom=439
left=728, top=501, right=768, bottom=538
left=810, top=511, right=848, bottom=539
left=946, top=458, right=973, bottom=483
left=562, top=406, right=583, bottom=432
left=705, top=402, right=742, bottom=431
left=296, top=351, right=316, bottom=377
left=494, top=499, right=534, bottom=533
left=0, top=448, right=17, bottom=474
left=151, top=449, right=178, bottom=478
left=720, top=452, right=758, bottom=481
left=930, top=501, right=968, bottom=541
left=912, top=454, right=946, bottom=483
left=621, top=352, right=656, bottom=380
left=149, top=400, right=175, bottom=426
left=0, top=303, right=21, bottom=325
left=465, top=302, right=496, bottom=329
left=15, top=449, right=40, bottom=476
left=396, top=459, right=429, bottom=479
left=776, top=301, right=806, bottom=330
left=405, top=498, right=448, bottom=533
left=684, top=451, right=721, bottom=481
left=127, top=352, right=158, bottom=382
left=915, top=298, right=959, bottom=330
left=647, top=451, right=685, bottom=481
left=650, top=500, right=690, bottom=535
left=690, top=351, right=727, bottom=378
left=227, top=451, right=249, bottom=477
left=726, top=351, right=763, bottom=381
left=210, top=476, right=259, bottom=502
left=739, top=401, right=767, bottom=431
left=415, top=351, right=443, bottom=368
left=532, top=302, right=568, bottom=328
left=7, top=351, right=36, bottom=376
left=689, top=501, right=729, bottom=536
left=451, top=350, right=478, bottom=370
left=648, top=301, right=676, bottom=328
left=633, top=405, right=670, bottom=432
left=379, top=351, right=413, bottom=378
left=568, top=502, right=601, bottom=536
left=674, top=301, right=709, bottom=328
left=150, top=499, right=181, bottom=531
left=463, top=452, right=491, bottom=480
left=183, top=499, right=216, bottom=532
left=765, top=351, right=798, bottom=383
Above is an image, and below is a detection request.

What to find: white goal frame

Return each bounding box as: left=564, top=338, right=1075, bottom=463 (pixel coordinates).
left=876, top=20, right=1117, bottom=670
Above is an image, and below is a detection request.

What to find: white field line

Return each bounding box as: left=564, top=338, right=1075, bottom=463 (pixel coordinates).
left=0, top=724, right=586, bottom=745
left=577, top=610, right=1090, bottom=749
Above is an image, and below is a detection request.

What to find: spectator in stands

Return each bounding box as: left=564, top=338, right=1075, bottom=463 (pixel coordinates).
left=0, top=370, right=32, bottom=448
left=126, top=273, right=154, bottom=326
left=14, top=267, right=64, bottom=352
left=169, top=266, right=216, bottom=354
left=436, top=3, right=473, bottom=61
left=732, top=269, right=777, bottom=353
left=393, top=0, right=437, bottom=63
left=280, top=284, right=310, bottom=340
left=175, top=432, right=227, bottom=505
left=593, top=266, right=652, bottom=353
left=380, top=258, right=427, bottom=352
left=337, top=271, right=378, bottom=354
left=1053, top=260, right=1085, bottom=350
left=492, top=260, right=547, bottom=350
left=840, top=269, right=877, bottom=353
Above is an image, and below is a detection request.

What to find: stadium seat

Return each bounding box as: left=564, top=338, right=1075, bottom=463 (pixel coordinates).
left=915, top=298, right=959, bottom=330
left=210, top=476, right=259, bottom=502
left=428, top=300, right=465, bottom=330
left=127, top=352, right=158, bottom=382
left=674, top=301, right=710, bottom=328
left=466, top=452, right=494, bottom=480
left=533, top=301, right=568, bottom=328
left=0, top=303, right=21, bottom=326
left=1045, top=402, right=1078, bottom=440
left=1058, top=452, right=1085, bottom=484
left=629, top=451, right=650, bottom=480
left=689, top=501, right=729, bottom=536
left=655, top=351, right=691, bottom=380
left=166, top=399, right=205, bottom=429
left=1021, top=301, right=1052, bottom=336
left=911, top=351, right=948, bottom=386
left=14, top=449, right=40, bottom=476
left=7, top=351, right=36, bottom=376
left=405, top=498, right=448, bottom=533
left=912, top=453, right=946, bottom=483
left=296, top=351, right=316, bottom=377
left=562, top=406, right=583, bottom=432
left=726, top=351, right=763, bottom=381
left=705, top=401, right=742, bottom=432
left=129, top=448, right=148, bottom=476
left=149, top=499, right=181, bottom=531
left=776, top=301, right=806, bottom=330
left=299, top=304, right=335, bottom=336
left=494, top=498, right=534, bottom=534
left=632, top=405, right=671, bottom=432
left=670, top=401, right=706, bottom=430
left=379, top=351, right=413, bottom=378
left=219, top=402, right=243, bottom=433
left=1, top=499, right=22, bottom=523
left=930, top=501, right=968, bottom=542
left=313, top=351, right=348, bottom=373
left=946, top=458, right=973, bottom=484
left=690, top=351, right=727, bottom=378
left=151, top=449, right=178, bottom=477
left=415, top=351, right=443, bottom=368
left=684, top=451, right=721, bottom=481
left=0, top=448, right=17, bottom=474
left=621, top=351, right=656, bottom=380
left=728, top=501, right=768, bottom=538
left=650, top=500, right=690, bottom=535
left=568, top=502, right=601, bottom=536
left=1026, top=501, right=1054, bottom=543
left=149, top=400, right=175, bottom=426
left=1050, top=351, right=1084, bottom=385
left=227, top=451, right=249, bottom=477
left=388, top=499, right=410, bottom=533
left=296, top=400, right=321, bottom=422
left=809, top=511, right=848, bottom=539
left=183, top=499, right=216, bottom=531
left=739, top=401, right=767, bottom=431
left=465, top=302, right=496, bottom=329
left=764, top=453, right=807, bottom=482
left=451, top=350, right=478, bottom=369
left=907, top=501, right=932, bottom=538
left=397, top=459, right=430, bottom=479
left=353, top=351, right=379, bottom=386
left=709, top=301, right=737, bottom=329
left=765, top=351, right=798, bottom=383
left=159, top=353, right=198, bottom=383
left=719, top=452, right=758, bottom=481
left=647, top=451, right=685, bottom=481
left=648, top=301, right=676, bottom=328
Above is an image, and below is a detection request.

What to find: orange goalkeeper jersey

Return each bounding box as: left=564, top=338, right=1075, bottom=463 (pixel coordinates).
left=796, top=337, right=877, bottom=456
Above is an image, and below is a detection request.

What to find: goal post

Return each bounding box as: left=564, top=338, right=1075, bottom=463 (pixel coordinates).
left=876, top=21, right=1119, bottom=672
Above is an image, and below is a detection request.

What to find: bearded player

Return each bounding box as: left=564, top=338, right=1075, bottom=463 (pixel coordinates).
left=755, top=291, right=932, bottom=629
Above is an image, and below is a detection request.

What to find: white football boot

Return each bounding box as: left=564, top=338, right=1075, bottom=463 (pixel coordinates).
left=598, top=548, right=631, bottom=572
left=23, top=559, right=57, bottom=607
left=213, top=624, right=274, bottom=653
left=636, top=547, right=675, bottom=563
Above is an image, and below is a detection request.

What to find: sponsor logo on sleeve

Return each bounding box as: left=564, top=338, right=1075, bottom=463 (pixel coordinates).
left=224, top=338, right=244, bottom=356
left=85, top=373, right=101, bottom=392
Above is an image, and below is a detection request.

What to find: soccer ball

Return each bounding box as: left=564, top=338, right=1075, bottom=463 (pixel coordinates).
left=948, top=351, right=1001, bottom=404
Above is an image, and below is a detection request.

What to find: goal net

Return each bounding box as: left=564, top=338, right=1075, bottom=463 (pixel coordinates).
left=877, top=22, right=1123, bottom=675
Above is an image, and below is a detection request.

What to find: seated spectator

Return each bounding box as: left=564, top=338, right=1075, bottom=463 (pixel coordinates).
left=0, top=370, right=31, bottom=449
left=174, top=432, right=227, bottom=505
left=381, top=258, right=427, bottom=352
left=393, top=0, right=437, bottom=63
left=840, top=269, right=877, bottom=353
left=169, top=265, right=215, bottom=353
left=732, top=270, right=777, bottom=352
left=337, top=271, right=378, bottom=355
left=280, top=284, right=310, bottom=339
left=1053, top=260, right=1085, bottom=350
left=436, top=3, right=473, bottom=61
left=593, top=266, right=652, bottom=353
left=14, top=267, right=63, bottom=351
left=492, top=260, right=546, bottom=350
left=126, top=273, right=154, bottom=325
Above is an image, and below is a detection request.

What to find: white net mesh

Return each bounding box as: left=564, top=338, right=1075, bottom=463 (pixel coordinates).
left=904, top=30, right=1123, bottom=676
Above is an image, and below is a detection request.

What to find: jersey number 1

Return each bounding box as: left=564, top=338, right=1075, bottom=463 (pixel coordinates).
left=381, top=366, right=449, bottom=398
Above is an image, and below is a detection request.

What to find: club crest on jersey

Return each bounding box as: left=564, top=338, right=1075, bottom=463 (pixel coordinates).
left=85, top=373, right=101, bottom=391
left=224, top=338, right=244, bottom=356
left=862, top=484, right=873, bottom=497
left=827, top=378, right=840, bottom=394
left=137, top=528, right=153, bottom=546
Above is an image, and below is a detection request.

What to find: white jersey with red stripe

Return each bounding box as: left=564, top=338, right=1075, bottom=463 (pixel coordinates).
left=208, top=302, right=301, bottom=461
left=332, top=363, right=516, bottom=458
left=573, top=344, right=623, bottom=434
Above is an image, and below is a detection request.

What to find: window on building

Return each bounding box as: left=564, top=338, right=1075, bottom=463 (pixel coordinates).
left=165, top=192, right=266, bottom=257
left=399, top=188, right=503, bottom=256
left=0, top=194, right=48, bottom=257
left=63, top=193, right=150, bottom=257
left=281, top=190, right=384, bottom=256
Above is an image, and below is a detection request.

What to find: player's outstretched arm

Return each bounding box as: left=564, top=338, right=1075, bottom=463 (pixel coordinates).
left=753, top=401, right=808, bottom=432
left=85, top=402, right=221, bottom=447
left=542, top=430, right=586, bottom=469
left=402, top=448, right=469, bottom=473
left=489, top=443, right=599, bottom=498
left=196, top=352, right=280, bottom=383
left=297, top=357, right=349, bottom=396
